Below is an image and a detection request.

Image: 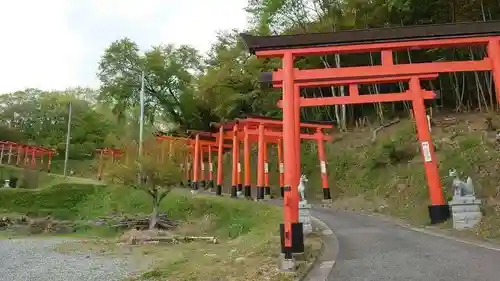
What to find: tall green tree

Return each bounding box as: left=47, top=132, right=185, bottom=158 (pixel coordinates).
left=98, top=38, right=216, bottom=131
left=0, top=89, right=115, bottom=159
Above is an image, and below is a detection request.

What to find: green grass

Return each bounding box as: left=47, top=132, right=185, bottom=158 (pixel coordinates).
left=0, top=164, right=101, bottom=189
left=0, top=182, right=320, bottom=281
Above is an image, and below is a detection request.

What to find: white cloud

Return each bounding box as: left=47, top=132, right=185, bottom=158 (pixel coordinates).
left=0, top=0, right=248, bottom=94
left=0, top=0, right=85, bottom=93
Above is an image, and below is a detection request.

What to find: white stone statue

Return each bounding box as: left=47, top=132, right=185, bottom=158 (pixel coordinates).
left=298, top=174, right=308, bottom=202
left=449, top=169, right=475, bottom=197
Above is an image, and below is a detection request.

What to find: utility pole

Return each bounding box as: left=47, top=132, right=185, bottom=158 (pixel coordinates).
left=63, top=101, right=72, bottom=177
left=139, top=71, right=145, bottom=158
left=137, top=71, right=145, bottom=185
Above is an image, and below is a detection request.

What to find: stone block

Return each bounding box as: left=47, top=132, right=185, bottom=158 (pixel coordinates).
left=451, top=211, right=482, bottom=221
left=278, top=254, right=296, bottom=272
left=449, top=196, right=481, bottom=205
left=450, top=205, right=481, bottom=213
left=298, top=203, right=312, bottom=235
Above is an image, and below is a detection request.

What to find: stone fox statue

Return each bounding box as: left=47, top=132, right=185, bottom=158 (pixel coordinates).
left=448, top=169, right=475, bottom=197
left=298, top=174, right=308, bottom=201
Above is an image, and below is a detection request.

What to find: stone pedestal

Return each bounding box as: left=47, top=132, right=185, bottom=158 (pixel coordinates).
left=278, top=253, right=296, bottom=272
left=449, top=196, right=482, bottom=230
left=321, top=199, right=333, bottom=207
left=299, top=200, right=312, bottom=235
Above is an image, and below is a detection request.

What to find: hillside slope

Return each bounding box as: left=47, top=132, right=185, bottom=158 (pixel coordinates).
left=309, top=113, right=500, bottom=240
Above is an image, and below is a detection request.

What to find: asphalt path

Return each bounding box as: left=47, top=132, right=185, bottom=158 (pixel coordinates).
left=312, top=207, right=500, bottom=281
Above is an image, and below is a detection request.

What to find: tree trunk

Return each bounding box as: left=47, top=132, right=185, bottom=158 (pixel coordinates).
left=149, top=191, right=159, bottom=230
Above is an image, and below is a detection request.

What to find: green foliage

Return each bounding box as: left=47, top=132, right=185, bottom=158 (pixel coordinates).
left=0, top=184, right=280, bottom=239
left=108, top=136, right=188, bottom=193
left=0, top=89, right=117, bottom=159
left=0, top=183, right=102, bottom=219
left=0, top=125, right=26, bottom=143
left=98, top=38, right=215, bottom=131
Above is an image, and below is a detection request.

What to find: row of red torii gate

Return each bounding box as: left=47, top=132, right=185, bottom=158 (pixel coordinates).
left=96, top=115, right=334, bottom=200
left=0, top=141, right=56, bottom=172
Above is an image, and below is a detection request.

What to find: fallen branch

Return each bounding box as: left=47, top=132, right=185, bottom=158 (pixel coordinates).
left=371, top=118, right=401, bottom=143
left=124, top=235, right=218, bottom=245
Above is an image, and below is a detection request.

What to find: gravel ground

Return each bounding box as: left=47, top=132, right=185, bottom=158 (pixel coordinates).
left=0, top=238, right=133, bottom=281
left=313, top=208, right=500, bottom=281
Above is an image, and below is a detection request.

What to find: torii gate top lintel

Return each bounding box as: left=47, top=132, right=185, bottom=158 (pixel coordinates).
left=211, top=116, right=333, bottom=131
left=240, top=21, right=500, bottom=56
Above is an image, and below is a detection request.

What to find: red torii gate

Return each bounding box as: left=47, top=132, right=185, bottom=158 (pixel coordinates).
left=212, top=116, right=333, bottom=200
left=95, top=148, right=123, bottom=180
left=176, top=132, right=232, bottom=191
left=0, top=141, right=56, bottom=172
left=241, top=21, right=500, bottom=258
left=156, top=135, right=194, bottom=186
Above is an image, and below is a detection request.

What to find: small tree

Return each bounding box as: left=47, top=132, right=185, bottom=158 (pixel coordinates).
left=109, top=136, right=188, bottom=229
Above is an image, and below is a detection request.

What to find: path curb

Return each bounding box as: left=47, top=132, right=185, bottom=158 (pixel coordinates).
left=296, top=216, right=338, bottom=281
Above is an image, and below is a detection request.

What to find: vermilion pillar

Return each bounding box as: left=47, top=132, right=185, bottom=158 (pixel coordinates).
left=487, top=39, right=500, bottom=104
left=237, top=138, right=242, bottom=195
left=243, top=125, right=252, bottom=198
left=216, top=126, right=224, bottom=196
left=281, top=52, right=303, bottom=258
left=278, top=138, right=285, bottom=198
left=192, top=134, right=200, bottom=190
left=264, top=141, right=271, bottom=198
left=208, top=145, right=214, bottom=190
left=23, top=148, right=29, bottom=165
left=257, top=124, right=265, bottom=200
left=410, top=77, right=447, bottom=223
left=30, top=149, right=36, bottom=168
left=200, top=146, right=206, bottom=188
left=97, top=150, right=104, bottom=180
left=0, top=144, right=4, bottom=164
left=186, top=152, right=192, bottom=187
left=294, top=85, right=301, bottom=188
left=7, top=144, right=12, bottom=164
left=231, top=124, right=238, bottom=197
left=12, top=144, right=18, bottom=166
left=316, top=129, right=331, bottom=200
left=47, top=153, right=53, bottom=173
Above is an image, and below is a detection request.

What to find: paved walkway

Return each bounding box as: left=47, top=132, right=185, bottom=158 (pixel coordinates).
left=313, top=207, right=500, bottom=281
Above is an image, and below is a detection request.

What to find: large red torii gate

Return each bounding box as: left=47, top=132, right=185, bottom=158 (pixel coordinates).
left=241, top=20, right=500, bottom=258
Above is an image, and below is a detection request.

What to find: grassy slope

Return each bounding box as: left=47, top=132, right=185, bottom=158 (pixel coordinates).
left=0, top=183, right=318, bottom=281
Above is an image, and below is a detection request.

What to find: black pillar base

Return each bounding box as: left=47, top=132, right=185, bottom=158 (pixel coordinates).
left=264, top=186, right=271, bottom=197
left=323, top=188, right=332, bottom=200
left=98, top=176, right=102, bottom=181
left=216, top=185, right=222, bottom=196
left=257, top=186, right=265, bottom=200
left=237, top=184, right=243, bottom=192
left=244, top=185, right=252, bottom=198
left=428, top=204, right=450, bottom=224
left=231, top=185, right=237, bottom=197
left=201, top=180, right=206, bottom=189
left=187, top=180, right=192, bottom=188
left=280, top=223, right=304, bottom=254
left=208, top=180, right=214, bottom=190
left=280, top=186, right=284, bottom=198
left=192, top=181, right=199, bottom=190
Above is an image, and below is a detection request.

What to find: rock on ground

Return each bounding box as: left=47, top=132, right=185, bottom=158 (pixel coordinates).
left=0, top=238, right=134, bottom=281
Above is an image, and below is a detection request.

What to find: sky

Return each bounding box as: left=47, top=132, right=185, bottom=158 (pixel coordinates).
left=0, top=0, right=249, bottom=94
